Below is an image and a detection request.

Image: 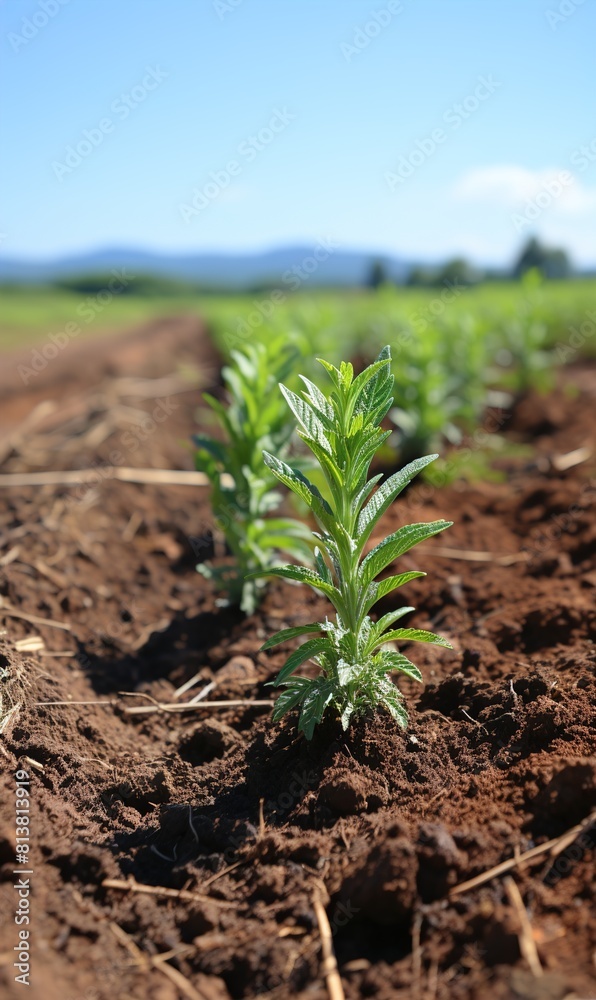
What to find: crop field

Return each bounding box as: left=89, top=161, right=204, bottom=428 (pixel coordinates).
left=1, top=280, right=595, bottom=1000
left=5, top=0, right=596, bottom=993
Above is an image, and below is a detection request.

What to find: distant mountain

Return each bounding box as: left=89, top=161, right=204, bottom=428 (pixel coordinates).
left=0, top=246, right=410, bottom=289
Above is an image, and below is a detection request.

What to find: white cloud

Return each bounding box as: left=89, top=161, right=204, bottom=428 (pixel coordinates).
left=452, top=165, right=596, bottom=214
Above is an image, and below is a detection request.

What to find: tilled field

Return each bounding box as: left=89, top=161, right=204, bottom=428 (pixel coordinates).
left=0, top=320, right=595, bottom=1000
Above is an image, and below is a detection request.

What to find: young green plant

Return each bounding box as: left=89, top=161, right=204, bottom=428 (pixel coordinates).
left=194, top=338, right=311, bottom=614
left=254, top=346, right=453, bottom=738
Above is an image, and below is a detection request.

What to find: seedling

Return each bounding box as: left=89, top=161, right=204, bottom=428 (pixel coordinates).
left=194, top=338, right=311, bottom=614
left=254, top=347, right=453, bottom=738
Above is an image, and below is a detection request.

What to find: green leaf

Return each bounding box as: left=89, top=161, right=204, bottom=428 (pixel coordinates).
left=263, top=517, right=313, bottom=537
left=193, top=434, right=227, bottom=465
left=350, top=432, right=391, bottom=489
left=298, top=679, right=334, bottom=739
left=274, top=637, right=333, bottom=685
left=263, top=451, right=333, bottom=527
left=356, top=455, right=439, bottom=542
left=339, top=360, right=354, bottom=388
left=280, top=385, right=333, bottom=454
left=298, top=375, right=335, bottom=425
left=361, top=521, right=452, bottom=586
left=297, top=434, right=344, bottom=509
left=375, top=650, right=423, bottom=682
left=228, top=348, right=257, bottom=381
left=352, top=356, right=391, bottom=412
left=315, top=548, right=333, bottom=584
left=261, top=623, right=323, bottom=650
left=355, top=347, right=394, bottom=421
left=272, top=677, right=313, bottom=721
left=377, top=678, right=409, bottom=728
left=336, top=659, right=362, bottom=687
left=376, top=627, right=453, bottom=649
left=249, top=564, right=346, bottom=616
left=374, top=607, right=420, bottom=636
left=257, top=517, right=313, bottom=544
left=363, top=606, right=414, bottom=643
left=316, top=357, right=342, bottom=388
left=362, top=573, right=425, bottom=614
left=202, top=392, right=236, bottom=440
left=340, top=702, right=355, bottom=731
left=352, top=474, right=383, bottom=517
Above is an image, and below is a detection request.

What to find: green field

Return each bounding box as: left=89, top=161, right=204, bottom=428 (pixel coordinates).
left=203, top=277, right=596, bottom=464
left=2, top=278, right=595, bottom=354
left=2, top=277, right=595, bottom=470
left=0, top=285, right=211, bottom=351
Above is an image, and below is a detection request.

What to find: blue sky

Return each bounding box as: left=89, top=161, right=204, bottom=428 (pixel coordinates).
left=1, top=0, right=595, bottom=266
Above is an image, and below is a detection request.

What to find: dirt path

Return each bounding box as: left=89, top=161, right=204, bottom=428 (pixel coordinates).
left=0, top=324, right=595, bottom=999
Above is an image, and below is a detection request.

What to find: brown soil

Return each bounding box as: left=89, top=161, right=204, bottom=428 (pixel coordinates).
left=0, top=321, right=595, bottom=1000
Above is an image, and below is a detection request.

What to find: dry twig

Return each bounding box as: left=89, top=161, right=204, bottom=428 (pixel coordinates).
left=450, top=810, right=596, bottom=896
left=0, top=546, right=20, bottom=567
left=102, top=877, right=236, bottom=909
left=14, top=636, right=45, bottom=653
left=201, top=859, right=247, bottom=889
left=109, top=921, right=209, bottom=1000
left=21, top=755, right=45, bottom=773
left=35, top=696, right=272, bottom=715
left=411, top=910, right=423, bottom=1000
left=0, top=467, right=234, bottom=488
left=122, top=698, right=273, bottom=716
left=312, top=890, right=345, bottom=1000
left=426, top=545, right=527, bottom=566
left=152, top=959, right=208, bottom=1000
left=551, top=445, right=592, bottom=471
left=36, top=700, right=115, bottom=707
left=504, top=876, right=543, bottom=978
left=0, top=598, right=71, bottom=631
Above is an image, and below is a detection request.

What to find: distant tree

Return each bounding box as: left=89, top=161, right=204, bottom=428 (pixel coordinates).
left=407, top=258, right=481, bottom=287
left=53, top=272, right=202, bottom=296
left=367, top=259, right=388, bottom=289
left=544, top=248, right=571, bottom=279
left=406, top=265, right=435, bottom=287
left=512, top=237, right=571, bottom=280
left=435, top=257, right=480, bottom=286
